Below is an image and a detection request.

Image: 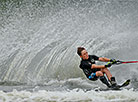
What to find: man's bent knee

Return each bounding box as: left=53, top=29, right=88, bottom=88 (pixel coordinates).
left=101, top=68, right=109, bottom=72
left=96, top=71, right=104, bottom=76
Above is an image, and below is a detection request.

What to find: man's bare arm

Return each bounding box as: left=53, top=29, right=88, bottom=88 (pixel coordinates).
left=91, top=64, right=106, bottom=69
left=99, top=57, right=110, bottom=62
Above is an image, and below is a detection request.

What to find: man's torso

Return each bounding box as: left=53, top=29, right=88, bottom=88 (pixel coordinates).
left=79, top=55, right=100, bottom=78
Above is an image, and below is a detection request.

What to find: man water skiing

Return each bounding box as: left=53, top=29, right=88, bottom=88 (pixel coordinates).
left=77, top=47, right=118, bottom=88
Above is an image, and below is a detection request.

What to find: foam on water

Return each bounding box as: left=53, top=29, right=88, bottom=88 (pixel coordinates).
left=0, top=88, right=138, bottom=102
left=0, top=78, right=136, bottom=102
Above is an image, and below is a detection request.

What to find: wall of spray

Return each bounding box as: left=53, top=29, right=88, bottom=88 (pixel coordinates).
left=0, top=0, right=138, bottom=86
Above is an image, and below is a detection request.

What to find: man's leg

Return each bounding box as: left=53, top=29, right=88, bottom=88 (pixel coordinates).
left=101, top=68, right=112, bottom=80
left=96, top=71, right=111, bottom=87
left=99, top=76, right=111, bottom=87
left=101, top=68, right=117, bottom=87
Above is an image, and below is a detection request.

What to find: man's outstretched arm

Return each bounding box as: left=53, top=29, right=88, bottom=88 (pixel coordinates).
left=98, top=57, right=111, bottom=62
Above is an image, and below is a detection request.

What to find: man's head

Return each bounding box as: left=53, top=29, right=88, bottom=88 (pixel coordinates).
left=77, top=47, right=89, bottom=60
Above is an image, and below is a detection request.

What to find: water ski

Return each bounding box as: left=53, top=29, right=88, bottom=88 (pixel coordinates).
left=95, top=79, right=130, bottom=91
left=118, top=79, right=130, bottom=88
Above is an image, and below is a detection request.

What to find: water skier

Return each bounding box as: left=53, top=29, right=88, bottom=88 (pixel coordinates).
left=77, top=47, right=118, bottom=88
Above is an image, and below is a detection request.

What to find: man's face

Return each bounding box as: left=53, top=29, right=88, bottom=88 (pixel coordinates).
left=80, top=50, right=89, bottom=60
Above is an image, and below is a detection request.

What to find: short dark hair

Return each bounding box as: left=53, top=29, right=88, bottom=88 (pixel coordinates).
left=77, top=47, right=85, bottom=56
